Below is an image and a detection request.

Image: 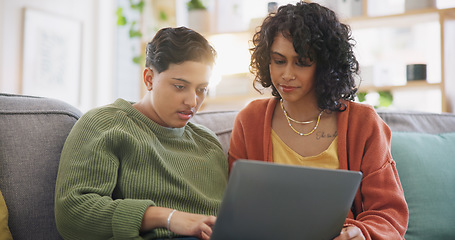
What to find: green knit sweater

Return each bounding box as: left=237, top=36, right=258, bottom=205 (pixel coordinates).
left=55, top=99, right=228, bottom=240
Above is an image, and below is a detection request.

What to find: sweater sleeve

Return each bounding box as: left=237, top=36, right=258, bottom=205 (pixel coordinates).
left=54, top=110, right=154, bottom=240
left=342, top=104, right=408, bottom=239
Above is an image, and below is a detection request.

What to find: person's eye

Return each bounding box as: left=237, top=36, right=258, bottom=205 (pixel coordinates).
left=273, top=59, right=286, bottom=65
left=197, top=87, right=208, bottom=94
left=174, top=85, right=185, bottom=90
left=296, top=59, right=312, bottom=67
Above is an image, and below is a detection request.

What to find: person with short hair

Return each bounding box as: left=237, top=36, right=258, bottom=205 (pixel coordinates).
left=55, top=27, right=227, bottom=240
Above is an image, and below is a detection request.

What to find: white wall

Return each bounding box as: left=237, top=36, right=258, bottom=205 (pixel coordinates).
left=0, top=0, right=117, bottom=111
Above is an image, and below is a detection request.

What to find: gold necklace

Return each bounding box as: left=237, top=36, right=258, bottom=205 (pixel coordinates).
left=280, top=99, right=314, bottom=124
left=280, top=99, right=324, bottom=136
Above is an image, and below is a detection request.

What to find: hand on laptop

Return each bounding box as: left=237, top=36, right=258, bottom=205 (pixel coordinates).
left=333, top=226, right=365, bottom=240
left=168, top=210, right=216, bottom=240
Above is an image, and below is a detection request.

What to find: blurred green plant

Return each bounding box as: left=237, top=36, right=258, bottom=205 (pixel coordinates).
left=357, top=92, right=367, bottom=103
left=116, top=0, right=145, bottom=65
left=378, top=91, right=393, bottom=108
left=357, top=91, right=393, bottom=109
left=159, top=11, right=168, bottom=21
left=187, top=0, right=207, bottom=10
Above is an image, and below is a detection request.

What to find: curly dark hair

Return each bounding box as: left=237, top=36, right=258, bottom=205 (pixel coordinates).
left=146, top=27, right=217, bottom=73
left=250, top=2, right=359, bottom=111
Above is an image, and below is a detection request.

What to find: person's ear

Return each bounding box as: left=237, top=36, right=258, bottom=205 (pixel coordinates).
left=143, top=67, right=154, bottom=91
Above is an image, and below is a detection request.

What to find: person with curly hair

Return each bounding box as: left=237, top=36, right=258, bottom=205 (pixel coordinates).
left=228, top=2, right=408, bottom=239
left=55, top=27, right=226, bottom=240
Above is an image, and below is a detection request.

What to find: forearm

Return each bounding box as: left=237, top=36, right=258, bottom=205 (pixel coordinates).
left=141, top=207, right=217, bottom=240
left=55, top=189, right=154, bottom=239
left=346, top=161, right=408, bottom=239
left=141, top=206, right=174, bottom=231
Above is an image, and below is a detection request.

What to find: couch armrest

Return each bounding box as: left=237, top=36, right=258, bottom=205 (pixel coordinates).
left=0, top=93, right=81, bottom=240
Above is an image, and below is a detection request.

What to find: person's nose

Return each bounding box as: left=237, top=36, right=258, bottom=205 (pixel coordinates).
left=282, top=64, right=296, bottom=81
left=184, top=91, right=198, bottom=108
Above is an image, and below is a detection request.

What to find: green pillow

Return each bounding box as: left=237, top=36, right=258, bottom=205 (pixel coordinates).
left=391, top=132, right=455, bottom=240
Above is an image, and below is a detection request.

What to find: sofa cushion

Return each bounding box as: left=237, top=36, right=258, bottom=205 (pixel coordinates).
left=391, top=131, right=455, bottom=240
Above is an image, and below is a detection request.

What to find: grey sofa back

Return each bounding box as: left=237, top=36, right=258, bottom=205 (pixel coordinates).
left=191, top=111, right=238, bottom=156
left=192, top=109, right=455, bottom=138
left=376, top=110, right=455, bottom=133
left=0, top=93, right=81, bottom=239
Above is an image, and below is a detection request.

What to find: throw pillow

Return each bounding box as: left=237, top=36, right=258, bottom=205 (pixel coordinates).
left=0, top=189, right=13, bottom=240
left=391, top=132, right=455, bottom=240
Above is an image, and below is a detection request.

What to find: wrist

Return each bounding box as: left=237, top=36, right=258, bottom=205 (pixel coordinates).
left=141, top=207, right=176, bottom=231
left=167, top=209, right=177, bottom=238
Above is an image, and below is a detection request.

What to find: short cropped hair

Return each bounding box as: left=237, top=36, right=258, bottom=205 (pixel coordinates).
left=250, top=2, right=359, bottom=111
left=146, top=27, right=217, bottom=73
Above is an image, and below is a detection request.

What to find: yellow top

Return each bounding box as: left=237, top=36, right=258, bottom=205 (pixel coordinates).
left=271, top=129, right=339, bottom=169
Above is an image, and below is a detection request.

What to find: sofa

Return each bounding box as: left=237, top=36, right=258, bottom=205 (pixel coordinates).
left=1, top=93, right=454, bottom=239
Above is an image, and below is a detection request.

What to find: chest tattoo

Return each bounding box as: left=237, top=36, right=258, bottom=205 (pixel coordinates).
left=315, top=131, right=338, bottom=140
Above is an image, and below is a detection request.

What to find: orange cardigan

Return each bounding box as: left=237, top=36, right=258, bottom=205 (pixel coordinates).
left=228, top=98, right=408, bottom=240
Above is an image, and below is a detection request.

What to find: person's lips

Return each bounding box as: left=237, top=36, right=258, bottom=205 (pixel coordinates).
left=177, top=110, right=193, bottom=120
left=280, top=84, right=298, bottom=93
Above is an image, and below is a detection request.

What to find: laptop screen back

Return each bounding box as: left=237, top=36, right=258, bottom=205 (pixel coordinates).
left=211, top=160, right=362, bottom=240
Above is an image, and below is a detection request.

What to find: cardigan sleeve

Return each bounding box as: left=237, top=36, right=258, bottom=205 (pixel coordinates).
left=228, top=106, right=250, bottom=171
left=341, top=104, right=409, bottom=239
left=228, top=99, right=271, bottom=171
left=55, top=110, right=154, bottom=240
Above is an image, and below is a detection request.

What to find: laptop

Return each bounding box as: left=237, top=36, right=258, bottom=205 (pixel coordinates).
left=211, top=160, right=362, bottom=240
